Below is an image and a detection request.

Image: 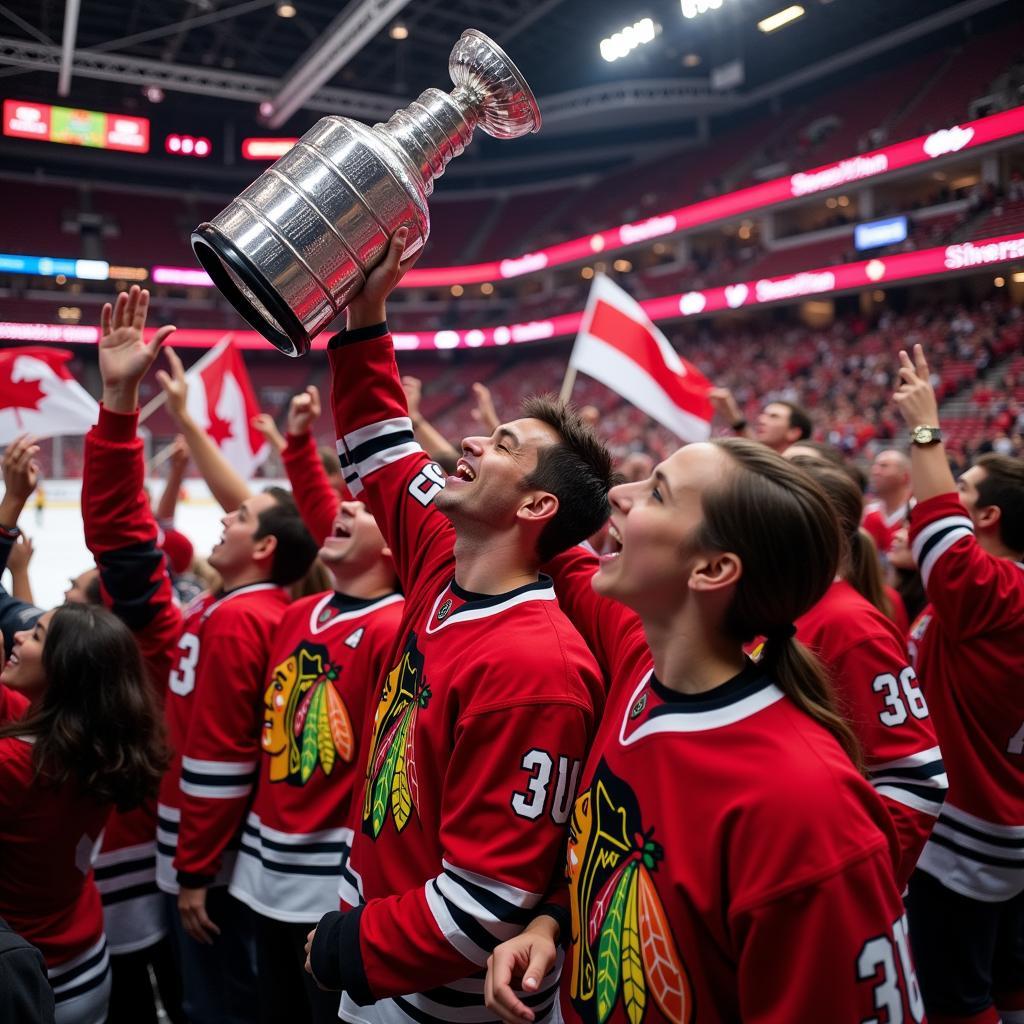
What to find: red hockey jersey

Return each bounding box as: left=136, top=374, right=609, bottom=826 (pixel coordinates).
left=229, top=588, right=403, bottom=922
left=908, top=492, right=1024, bottom=901
left=548, top=547, right=926, bottom=1024
left=0, top=706, right=109, bottom=971
left=156, top=582, right=289, bottom=893
left=82, top=404, right=184, bottom=953
left=863, top=498, right=911, bottom=554
left=796, top=579, right=946, bottom=888
left=324, top=324, right=603, bottom=1024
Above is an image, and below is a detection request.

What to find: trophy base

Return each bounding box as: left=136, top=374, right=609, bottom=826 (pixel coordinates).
left=192, top=224, right=310, bottom=358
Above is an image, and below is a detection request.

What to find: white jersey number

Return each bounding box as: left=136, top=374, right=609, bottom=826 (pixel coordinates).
left=857, top=914, right=925, bottom=1024
left=872, top=667, right=928, bottom=727
left=1008, top=720, right=1024, bottom=756
left=169, top=634, right=200, bottom=697
left=408, top=463, right=446, bottom=506
left=511, top=750, right=582, bottom=824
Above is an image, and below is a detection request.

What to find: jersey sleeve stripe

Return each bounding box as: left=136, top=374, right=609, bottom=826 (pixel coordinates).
left=440, top=859, right=542, bottom=909
left=424, top=880, right=492, bottom=966
left=875, top=785, right=947, bottom=817
left=181, top=757, right=258, bottom=775
left=435, top=868, right=538, bottom=926
left=180, top=779, right=253, bottom=799
left=911, top=515, right=975, bottom=586
left=927, top=829, right=1024, bottom=868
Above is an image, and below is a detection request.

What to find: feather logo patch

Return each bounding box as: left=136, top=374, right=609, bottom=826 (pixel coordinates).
left=568, top=762, right=693, bottom=1023
left=363, top=633, right=430, bottom=838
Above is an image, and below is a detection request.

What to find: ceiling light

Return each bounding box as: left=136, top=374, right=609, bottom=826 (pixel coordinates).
left=1013, top=271, right=1024, bottom=283
left=600, top=17, right=657, bottom=63
left=480, top=282, right=494, bottom=295
left=758, top=5, right=805, bottom=32
left=994, top=276, right=1005, bottom=287
left=681, top=0, right=723, bottom=17
left=450, top=284, right=463, bottom=297
left=276, top=1, right=297, bottom=17
left=581, top=267, right=595, bottom=280
left=389, top=23, right=409, bottom=40
left=682, top=53, right=701, bottom=67
left=143, top=85, right=164, bottom=103
left=613, top=259, right=632, bottom=272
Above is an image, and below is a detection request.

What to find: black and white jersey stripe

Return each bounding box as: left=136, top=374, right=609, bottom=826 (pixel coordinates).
left=48, top=934, right=111, bottom=1014
left=230, top=812, right=353, bottom=922
left=179, top=756, right=258, bottom=800
left=911, top=514, right=974, bottom=587
left=867, top=746, right=948, bottom=818
left=919, top=801, right=1024, bottom=901
left=339, top=417, right=421, bottom=486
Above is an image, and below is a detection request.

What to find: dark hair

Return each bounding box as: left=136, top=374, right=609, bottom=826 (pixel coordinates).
left=974, top=454, right=1024, bottom=552
left=84, top=574, right=102, bottom=605
left=697, top=439, right=860, bottom=768
left=790, top=457, right=894, bottom=620
left=255, top=487, right=320, bottom=587
left=318, top=446, right=342, bottom=479
left=520, top=395, right=616, bottom=562
left=774, top=400, right=812, bottom=441
left=785, top=439, right=845, bottom=465
left=0, top=604, right=167, bottom=810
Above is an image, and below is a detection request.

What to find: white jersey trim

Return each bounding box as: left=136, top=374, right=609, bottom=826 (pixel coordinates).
left=308, top=591, right=404, bottom=635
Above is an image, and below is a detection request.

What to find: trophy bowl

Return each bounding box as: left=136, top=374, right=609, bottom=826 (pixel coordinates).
left=191, top=29, right=541, bottom=356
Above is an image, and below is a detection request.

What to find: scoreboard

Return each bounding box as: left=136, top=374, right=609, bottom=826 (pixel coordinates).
left=3, top=99, right=149, bottom=154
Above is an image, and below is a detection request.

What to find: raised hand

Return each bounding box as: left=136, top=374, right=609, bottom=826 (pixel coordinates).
left=347, top=227, right=423, bottom=329
left=470, top=381, right=500, bottom=432
left=99, top=286, right=176, bottom=412
left=168, top=434, right=191, bottom=473
left=893, top=343, right=940, bottom=428
left=1, top=434, right=40, bottom=512
left=401, top=375, right=422, bottom=423
left=251, top=414, right=286, bottom=453
left=6, top=531, right=33, bottom=574
left=155, top=348, right=190, bottom=425
left=286, top=385, right=322, bottom=437
left=708, top=386, right=743, bottom=426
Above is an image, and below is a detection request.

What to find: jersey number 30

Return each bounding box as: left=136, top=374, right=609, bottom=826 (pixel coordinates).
left=512, top=750, right=582, bottom=824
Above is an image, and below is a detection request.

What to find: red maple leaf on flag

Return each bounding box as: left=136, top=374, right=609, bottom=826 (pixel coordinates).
left=0, top=359, right=47, bottom=430
left=206, top=408, right=235, bottom=446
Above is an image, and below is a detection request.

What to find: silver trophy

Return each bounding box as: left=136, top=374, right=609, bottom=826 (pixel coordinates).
left=191, top=29, right=541, bottom=356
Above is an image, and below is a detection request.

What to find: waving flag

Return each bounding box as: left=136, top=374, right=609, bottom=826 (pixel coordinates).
left=568, top=275, right=713, bottom=442
left=0, top=347, right=99, bottom=444
left=185, top=340, right=268, bottom=477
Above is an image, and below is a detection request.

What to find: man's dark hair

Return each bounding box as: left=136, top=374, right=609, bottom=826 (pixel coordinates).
left=318, top=446, right=341, bottom=479
left=255, top=487, right=320, bottom=586
left=520, top=396, right=615, bottom=562
left=973, top=454, right=1024, bottom=552
left=776, top=400, right=812, bottom=441
left=83, top=574, right=103, bottom=605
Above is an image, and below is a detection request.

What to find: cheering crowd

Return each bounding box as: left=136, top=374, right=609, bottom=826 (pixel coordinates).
left=0, top=229, right=1021, bottom=1024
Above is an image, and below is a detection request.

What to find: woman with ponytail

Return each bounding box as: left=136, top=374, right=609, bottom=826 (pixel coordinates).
left=0, top=603, right=167, bottom=1024
left=788, top=458, right=946, bottom=889
left=485, top=438, right=924, bottom=1024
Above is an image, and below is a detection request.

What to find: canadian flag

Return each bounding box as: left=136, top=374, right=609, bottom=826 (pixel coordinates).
left=185, top=340, right=269, bottom=477
left=568, top=275, right=713, bottom=442
left=0, top=347, right=99, bottom=444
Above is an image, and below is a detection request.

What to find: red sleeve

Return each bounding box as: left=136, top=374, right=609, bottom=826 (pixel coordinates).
left=173, top=608, right=268, bottom=885
left=910, top=491, right=1024, bottom=641
left=339, top=692, right=593, bottom=999
left=281, top=430, right=342, bottom=546
left=545, top=546, right=647, bottom=685
left=734, top=851, right=926, bottom=1022
left=0, top=684, right=28, bottom=724
left=82, top=405, right=183, bottom=674
left=328, top=326, right=454, bottom=591
left=826, top=635, right=946, bottom=889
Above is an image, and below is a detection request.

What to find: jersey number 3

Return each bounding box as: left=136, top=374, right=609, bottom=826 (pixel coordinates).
left=512, top=750, right=582, bottom=824
left=169, top=634, right=201, bottom=696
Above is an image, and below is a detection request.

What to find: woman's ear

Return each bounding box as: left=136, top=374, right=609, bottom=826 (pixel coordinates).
left=689, top=550, right=742, bottom=593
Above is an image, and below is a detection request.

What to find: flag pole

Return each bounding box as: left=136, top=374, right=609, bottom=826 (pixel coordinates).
left=559, top=364, right=578, bottom=404
left=138, top=333, right=233, bottom=425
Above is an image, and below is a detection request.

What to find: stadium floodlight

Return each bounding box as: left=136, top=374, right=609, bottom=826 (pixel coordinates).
left=600, top=17, right=657, bottom=63
left=757, top=5, right=805, bottom=32
left=681, top=0, right=723, bottom=19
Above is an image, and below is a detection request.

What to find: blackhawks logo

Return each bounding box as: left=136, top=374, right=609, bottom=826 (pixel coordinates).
left=568, top=762, right=693, bottom=1024
left=362, top=633, right=430, bottom=837
left=262, top=643, right=353, bottom=785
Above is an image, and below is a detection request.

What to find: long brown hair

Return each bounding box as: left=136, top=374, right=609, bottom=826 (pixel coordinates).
left=697, top=439, right=861, bottom=767
left=0, top=604, right=168, bottom=811
left=790, top=456, right=894, bottom=619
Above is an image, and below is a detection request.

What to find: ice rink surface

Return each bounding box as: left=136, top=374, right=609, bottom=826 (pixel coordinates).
left=7, top=496, right=229, bottom=612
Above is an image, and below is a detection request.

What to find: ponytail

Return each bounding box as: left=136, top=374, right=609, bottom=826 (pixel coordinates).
left=702, top=439, right=862, bottom=769
left=762, top=636, right=862, bottom=771
left=848, top=528, right=893, bottom=620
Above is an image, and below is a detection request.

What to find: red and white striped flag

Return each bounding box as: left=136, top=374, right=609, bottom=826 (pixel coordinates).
left=568, top=274, right=713, bottom=442
left=185, top=340, right=269, bottom=477
left=0, top=347, right=99, bottom=444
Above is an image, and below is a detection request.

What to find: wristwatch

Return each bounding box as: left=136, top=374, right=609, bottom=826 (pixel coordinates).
left=910, top=424, right=942, bottom=446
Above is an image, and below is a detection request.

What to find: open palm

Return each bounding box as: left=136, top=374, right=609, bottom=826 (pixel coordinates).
left=99, top=285, right=176, bottom=390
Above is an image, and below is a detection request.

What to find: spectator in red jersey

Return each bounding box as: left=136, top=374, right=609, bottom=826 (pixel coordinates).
left=894, top=344, right=1024, bottom=1024
left=708, top=386, right=812, bottom=453
left=788, top=457, right=946, bottom=888
left=0, top=601, right=166, bottom=1024
left=864, top=449, right=913, bottom=555
left=486, top=439, right=924, bottom=1023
